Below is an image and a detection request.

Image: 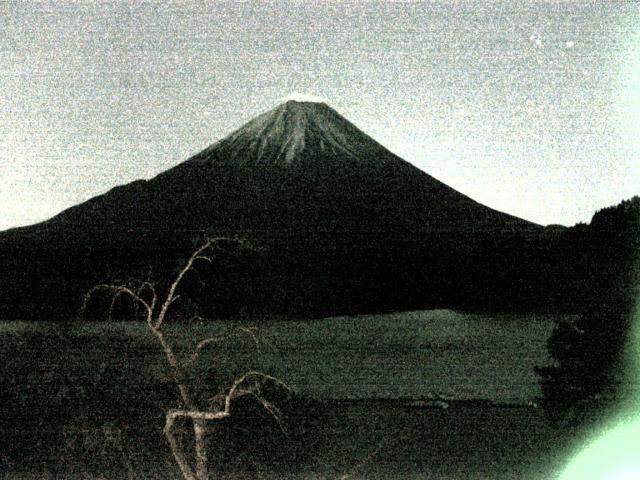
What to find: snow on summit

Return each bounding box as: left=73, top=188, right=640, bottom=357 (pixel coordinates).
left=281, top=92, right=326, bottom=103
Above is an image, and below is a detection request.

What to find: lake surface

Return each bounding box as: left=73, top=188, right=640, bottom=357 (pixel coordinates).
left=254, top=309, right=558, bottom=402
left=0, top=309, right=560, bottom=402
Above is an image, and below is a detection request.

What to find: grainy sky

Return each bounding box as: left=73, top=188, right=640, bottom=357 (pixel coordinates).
left=1, top=1, right=638, bottom=230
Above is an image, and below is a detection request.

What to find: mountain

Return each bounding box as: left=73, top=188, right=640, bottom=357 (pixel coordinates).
left=0, top=99, right=550, bottom=319
left=31, top=99, right=533, bottom=235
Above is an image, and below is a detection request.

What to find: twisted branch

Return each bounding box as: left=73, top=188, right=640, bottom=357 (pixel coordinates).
left=189, top=326, right=259, bottom=365
left=155, top=237, right=239, bottom=329
left=82, top=284, right=154, bottom=324
left=167, top=370, right=291, bottom=429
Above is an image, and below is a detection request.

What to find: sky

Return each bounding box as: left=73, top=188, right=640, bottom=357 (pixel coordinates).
left=1, top=1, right=639, bottom=230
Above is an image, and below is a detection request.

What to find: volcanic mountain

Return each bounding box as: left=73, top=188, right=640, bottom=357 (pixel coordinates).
left=27, top=100, right=534, bottom=236
left=0, top=99, right=546, bottom=318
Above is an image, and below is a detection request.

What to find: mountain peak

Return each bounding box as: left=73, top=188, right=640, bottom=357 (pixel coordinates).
left=189, top=96, right=396, bottom=169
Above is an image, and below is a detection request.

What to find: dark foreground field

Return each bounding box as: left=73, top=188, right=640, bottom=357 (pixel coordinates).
left=0, top=312, right=579, bottom=479
left=2, top=401, right=575, bottom=480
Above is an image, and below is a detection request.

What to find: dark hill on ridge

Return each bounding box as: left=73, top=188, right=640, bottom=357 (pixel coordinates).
left=1, top=100, right=561, bottom=319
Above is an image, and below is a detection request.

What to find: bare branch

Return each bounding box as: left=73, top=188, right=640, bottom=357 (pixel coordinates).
left=171, top=371, right=290, bottom=433
left=82, top=284, right=153, bottom=323
left=107, top=289, right=126, bottom=321
left=224, top=371, right=292, bottom=416
left=187, top=265, right=206, bottom=288
left=166, top=409, right=230, bottom=422
left=186, top=314, right=206, bottom=324
left=338, top=429, right=402, bottom=480
left=243, top=391, right=285, bottom=430
left=147, top=326, right=196, bottom=409
left=218, top=387, right=285, bottom=431
left=192, top=255, right=213, bottom=264
left=155, top=237, right=242, bottom=329
left=137, top=281, right=158, bottom=311
left=189, top=326, right=259, bottom=364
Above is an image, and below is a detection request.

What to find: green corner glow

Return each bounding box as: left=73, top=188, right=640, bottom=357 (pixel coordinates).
left=559, top=301, right=640, bottom=480
left=559, top=420, right=640, bottom=480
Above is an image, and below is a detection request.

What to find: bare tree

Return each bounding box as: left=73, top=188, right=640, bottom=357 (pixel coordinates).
left=82, top=238, right=288, bottom=480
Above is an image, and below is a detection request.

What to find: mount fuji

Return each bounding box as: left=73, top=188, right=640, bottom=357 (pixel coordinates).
left=0, top=99, right=546, bottom=318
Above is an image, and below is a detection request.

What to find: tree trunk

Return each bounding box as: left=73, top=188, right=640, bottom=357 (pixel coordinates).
left=194, top=419, right=209, bottom=480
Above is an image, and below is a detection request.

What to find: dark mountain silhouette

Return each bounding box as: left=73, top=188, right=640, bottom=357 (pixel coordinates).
left=0, top=99, right=585, bottom=319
